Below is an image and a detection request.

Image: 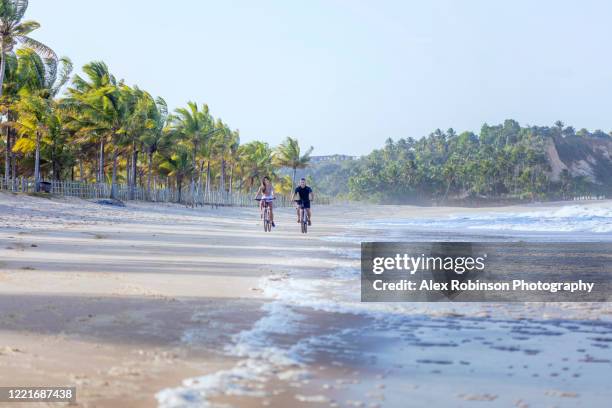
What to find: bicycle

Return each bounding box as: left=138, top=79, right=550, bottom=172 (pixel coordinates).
left=255, top=197, right=275, bottom=232
left=295, top=200, right=308, bottom=234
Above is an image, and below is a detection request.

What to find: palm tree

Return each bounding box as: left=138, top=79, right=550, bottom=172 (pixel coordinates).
left=0, top=1, right=55, bottom=184
left=275, top=174, right=294, bottom=196
left=171, top=102, right=214, bottom=205
left=238, top=141, right=273, bottom=192
left=1, top=50, right=17, bottom=183
left=273, top=136, right=313, bottom=189
left=45, top=107, right=73, bottom=180
left=226, top=129, right=240, bottom=193
left=158, top=143, right=192, bottom=203
left=211, top=119, right=239, bottom=193
left=14, top=92, right=49, bottom=190
left=65, top=61, right=125, bottom=198
left=0, top=0, right=56, bottom=98
left=120, top=86, right=154, bottom=199
left=13, top=48, right=71, bottom=191
left=140, top=96, right=167, bottom=199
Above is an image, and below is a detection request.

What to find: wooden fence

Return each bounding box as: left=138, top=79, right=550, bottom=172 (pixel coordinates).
left=0, top=178, right=331, bottom=208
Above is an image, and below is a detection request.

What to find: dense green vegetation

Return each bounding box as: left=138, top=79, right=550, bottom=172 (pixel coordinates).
left=0, top=0, right=312, bottom=201
left=291, top=159, right=359, bottom=198
left=348, top=120, right=612, bottom=204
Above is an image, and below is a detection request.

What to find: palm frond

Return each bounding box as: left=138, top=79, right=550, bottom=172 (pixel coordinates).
left=50, top=56, right=73, bottom=97
left=155, top=96, right=167, bottom=117
left=18, top=35, right=57, bottom=60
left=13, top=0, right=29, bottom=21
left=13, top=19, right=39, bottom=35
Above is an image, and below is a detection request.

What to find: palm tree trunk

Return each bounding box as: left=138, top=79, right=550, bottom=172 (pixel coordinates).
left=4, top=126, right=10, bottom=185
left=0, top=53, right=9, bottom=187
left=133, top=144, right=138, bottom=195
left=147, top=150, right=153, bottom=200
left=110, top=148, right=119, bottom=199
left=189, top=141, right=198, bottom=207
left=197, top=160, right=205, bottom=206
left=11, top=143, right=16, bottom=190
left=98, top=137, right=105, bottom=183
left=177, top=175, right=183, bottom=203
left=129, top=141, right=137, bottom=200
left=0, top=51, right=5, bottom=99
left=229, top=165, right=233, bottom=194
left=79, top=159, right=85, bottom=182
left=292, top=167, right=297, bottom=189
left=205, top=160, right=211, bottom=194
left=51, top=139, right=57, bottom=180
left=34, top=132, right=41, bottom=192
left=220, top=158, right=226, bottom=192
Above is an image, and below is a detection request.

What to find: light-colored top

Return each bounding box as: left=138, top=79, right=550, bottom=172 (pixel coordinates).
left=259, top=184, right=274, bottom=200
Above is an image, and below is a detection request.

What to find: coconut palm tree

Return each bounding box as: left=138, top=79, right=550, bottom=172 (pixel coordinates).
left=13, top=93, right=48, bottom=189
left=275, top=174, right=294, bottom=197
left=158, top=143, right=192, bottom=203
left=2, top=50, right=24, bottom=184
left=238, top=141, right=274, bottom=192
left=65, top=61, right=125, bottom=198
left=0, top=0, right=55, bottom=183
left=171, top=102, right=214, bottom=205
left=226, top=129, right=240, bottom=193
left=120, top=85, right=155, bottom=199
left=0, top=0, right=56, bottom=98
left=273, top=136, right=313, bottom=189
left=45, top=106, right=73, bottom=180
left=12, top=48, right=71, bottom=191
left=211, top=119, right=239, bottom=193
left=140, top=96, right=168, bottom=199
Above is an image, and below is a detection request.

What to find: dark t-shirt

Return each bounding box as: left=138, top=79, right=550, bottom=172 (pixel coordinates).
left=295, top=186, right=312, bottom=202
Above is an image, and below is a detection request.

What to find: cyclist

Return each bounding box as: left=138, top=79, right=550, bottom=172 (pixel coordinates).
left=292, top=178, right=313, bottom=225
left=255, top=176, right=275, bottom=227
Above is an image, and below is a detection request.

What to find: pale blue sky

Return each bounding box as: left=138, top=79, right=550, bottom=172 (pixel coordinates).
left=28, top=0, right=612, bottom=155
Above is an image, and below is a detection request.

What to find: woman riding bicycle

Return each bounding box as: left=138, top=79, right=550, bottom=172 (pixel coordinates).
left=255, top=176, right=275, bottom=227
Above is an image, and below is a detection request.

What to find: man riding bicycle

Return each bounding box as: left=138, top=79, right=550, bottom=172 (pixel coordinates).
left=292, top=178, right=313, bottom=225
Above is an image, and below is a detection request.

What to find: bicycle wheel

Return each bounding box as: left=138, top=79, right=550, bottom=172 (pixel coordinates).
left=299, top=209, right=304, bottom=233
left=264, top=207, right=270, bottom=232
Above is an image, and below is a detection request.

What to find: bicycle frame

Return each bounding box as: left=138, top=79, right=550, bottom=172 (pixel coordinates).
left=295, top=200, right=308, bottom=233
left=256, top=198, right=275, bottom=232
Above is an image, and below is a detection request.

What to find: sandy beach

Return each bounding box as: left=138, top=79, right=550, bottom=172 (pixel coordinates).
left=0, top=192, right=365, bottom=407
left=1, top=193, right=611, bottom=407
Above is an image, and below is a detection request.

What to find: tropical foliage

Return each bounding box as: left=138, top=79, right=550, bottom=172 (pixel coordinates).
left=273, top=136, right=313, bottom=188
left=348, top=120, right=611, bottom=203
left=0, top=1, right=312, bottom=198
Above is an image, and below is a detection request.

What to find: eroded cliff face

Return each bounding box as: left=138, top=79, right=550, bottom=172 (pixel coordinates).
left=545, top=138, right=569, bottom=181
left=545, top=135, right=612, bottom=184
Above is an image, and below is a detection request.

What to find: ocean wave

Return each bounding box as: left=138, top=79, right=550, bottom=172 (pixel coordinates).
left=362, top=204, right=612, bottom=233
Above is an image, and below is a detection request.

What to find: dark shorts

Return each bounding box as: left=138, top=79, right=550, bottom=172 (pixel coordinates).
left=297, top=200, right=311, bottom=209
